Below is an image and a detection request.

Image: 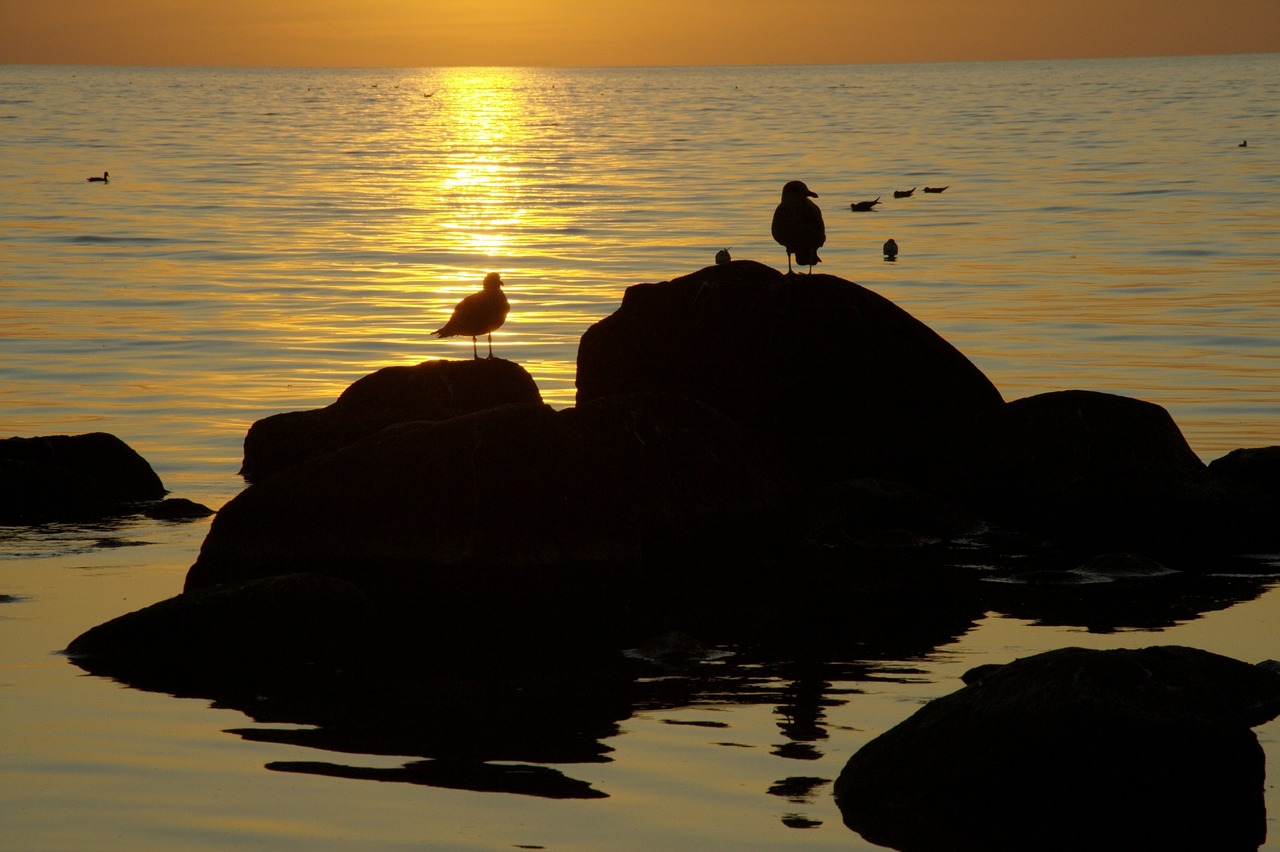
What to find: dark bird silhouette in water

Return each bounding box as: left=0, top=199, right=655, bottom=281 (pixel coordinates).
left=893, top=187, right=915, bottom=198
left=850, top=197, right=881, bottom=211
left=715, top=247, right=732, bottom=265
left=772, top=180, right=825, bottom=274
left=883, top=238, right=899, bottom=260
left=87, top=172, right=109, bottom=182
left=923, top=185, right=948, bottom=193
left=433, top=272, right=510, bottom=359
left=1239, top=140, right=1247, bottom=147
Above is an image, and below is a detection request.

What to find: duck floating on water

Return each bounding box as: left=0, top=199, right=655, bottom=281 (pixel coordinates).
left=893, top=187, right=915, bottom=198
left=850, top=197, right=881, bottom=212
left=433, top=272, right=510, bottom=359
left=923, top=185, right=948, bottom=193
left=87, top=171, right=109, bottom=182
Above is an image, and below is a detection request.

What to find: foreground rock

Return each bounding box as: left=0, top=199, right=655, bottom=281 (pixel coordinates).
left=0, top=433, right=168, bottom=523
left=835, top=645, right=1280, bottom=851
left=66, top=573, right=369, bottom=693
left=576, top=261, right=1003, bottom=490
left=946, top=390, right=1280, bottom=557
left=241, top=358, right=542, bottom=482
left=188, top=392, right=798, bottom=644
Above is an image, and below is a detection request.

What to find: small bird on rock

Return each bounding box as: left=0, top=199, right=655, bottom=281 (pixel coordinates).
left=883, top=238, right=899, bottom=260
left=433, top=272, right=510, bottom=359
left=715, top=247, right=732, bottom=265
left=772, top=180, right=825, bottom=274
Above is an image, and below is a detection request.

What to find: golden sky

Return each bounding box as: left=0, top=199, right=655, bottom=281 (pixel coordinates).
left=2, top=0, right=1277, bottom=67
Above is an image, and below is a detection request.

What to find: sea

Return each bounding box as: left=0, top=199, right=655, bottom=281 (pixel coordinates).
left=1, top=54, right=1278, bottom=849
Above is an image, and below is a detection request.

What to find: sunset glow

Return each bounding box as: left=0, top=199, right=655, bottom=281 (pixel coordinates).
left=2, top=0, right=1276, bottom=67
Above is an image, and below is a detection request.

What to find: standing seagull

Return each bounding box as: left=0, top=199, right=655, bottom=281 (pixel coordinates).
left=433, top=272, right=510, bottom=359
left=772, top=180, right=825, bottom=274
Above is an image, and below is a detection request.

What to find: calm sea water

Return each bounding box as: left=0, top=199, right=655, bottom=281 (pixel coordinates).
left=2, top=55, right=1279, bottom=849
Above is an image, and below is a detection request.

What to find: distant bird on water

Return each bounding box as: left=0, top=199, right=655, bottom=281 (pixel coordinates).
left=893, top=187, right=915, bottom=198
left=772, top=180, right=825, bottom=274
left=715, top=247, right=732, bottom=265
left=883, top=238, right=899, bottom=260
left=923, top=185, right=949, bottom=193
left=1239, top=140, right=1248, bottom=147
left=433, top=272, right=509, bottom=359
left=850, top=197, right=881, bottom=212
left=87, top=171, right=109, bottom=182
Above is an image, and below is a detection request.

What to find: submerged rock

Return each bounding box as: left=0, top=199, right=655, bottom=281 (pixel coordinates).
left=240, top=358, right=542, bottom=482
left=0, top=432, right=167, bottom=523
left=576, top=261, right=1003, bottom=490
left=835, top=645, right=1280, bottom=851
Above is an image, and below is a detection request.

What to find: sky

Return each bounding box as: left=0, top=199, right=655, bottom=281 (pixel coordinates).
left=2, top=0, right=1277, bottom=67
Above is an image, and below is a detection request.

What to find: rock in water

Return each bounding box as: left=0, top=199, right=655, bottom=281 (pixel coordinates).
left=240, top=358, right=542, bottom=482
left=834, top=645, right=1280, bottom=851
left=576, top=260, right=1003, bottom=490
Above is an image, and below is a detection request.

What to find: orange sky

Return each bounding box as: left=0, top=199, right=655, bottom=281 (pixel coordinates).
left=2, top=0, right=1277, bottom=67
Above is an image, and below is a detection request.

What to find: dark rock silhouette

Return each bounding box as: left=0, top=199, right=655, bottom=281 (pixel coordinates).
left=189, top=392, right=798, bottom=647
left=1209, top=445, right=1280, bottom=500
left=835, top=645, right=1280, bottom=852
left=433, top=271, right=509, bottom=359
left=65, top=572, right=370, bottom=693
left=0, top=432, right=167, bottom=523
left=576, top=261, right=1003, bottom=490
left=240, top=358, right=542, bottom=482
left=771, top=180, right=825, bottom=273
left=945, top=390, right=1280, bottom=557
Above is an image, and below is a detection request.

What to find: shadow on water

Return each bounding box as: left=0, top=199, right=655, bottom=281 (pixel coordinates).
left=66, top=533, right=1280, bottom=811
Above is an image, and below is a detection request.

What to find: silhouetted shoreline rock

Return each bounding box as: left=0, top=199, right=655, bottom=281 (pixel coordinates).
left=835, top=645, right=1280, bottom=851
left=576, top=260, right=1004, bottom=490
left=0, top=432, right=211, bottom=523
left=241, top=358, right=541, bottom=482
left=945, top=390, right=1280, bottom=558
left=64, top=263, right=1280, bottom=697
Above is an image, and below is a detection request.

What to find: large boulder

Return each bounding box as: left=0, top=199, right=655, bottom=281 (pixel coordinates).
left=835, top=645, right=1280, bottom=851
left=186, top=392, right=798, bottom=642
left=575, top=261, right=1003, bottom=491
left=0, top=432, right=167, bottom=522
left=945, top=390, right=1280, bottom=556
left=240, top=358, right=542, bottom=482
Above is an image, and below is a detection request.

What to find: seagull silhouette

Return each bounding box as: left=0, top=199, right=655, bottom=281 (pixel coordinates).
left=715, top=248, right=732, bottom=265
left=850, top=197, right=881, bottom=212
left=772, top=180, right=825, bottom=274
left=87, top=172, right=109, bottom=182
left=893, top=187, right=915, bottom=198
left=434, top=272, right=510, bottom=359
left=923, top=186, right=948, bottom=193
left=883, top=238, right=899, bottom=259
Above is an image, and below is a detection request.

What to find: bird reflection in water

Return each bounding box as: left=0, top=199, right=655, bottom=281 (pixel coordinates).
left=434, top=272, right=510, bottom=359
